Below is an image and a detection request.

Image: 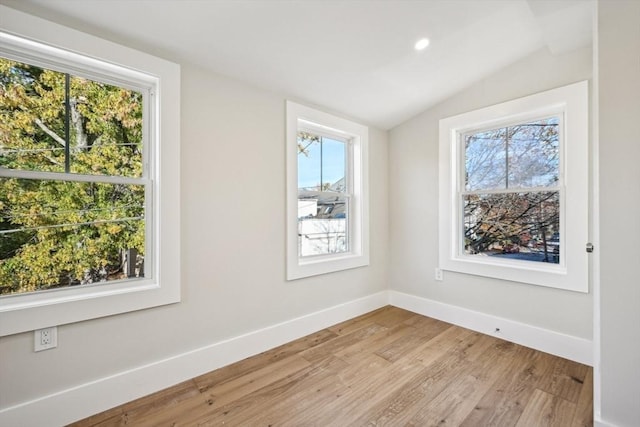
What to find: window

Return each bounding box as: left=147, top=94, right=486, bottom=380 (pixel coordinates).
left=0, top=7, right=180, bottom=336
left=463, top=117, right=561, bottom=264
left=297, top=132, right=348, bottom=257
left=286, top=101, right=369, bottom=280
left=0, top=58, right=147, bottom=295
left=439, top=81, right=588, bottom=292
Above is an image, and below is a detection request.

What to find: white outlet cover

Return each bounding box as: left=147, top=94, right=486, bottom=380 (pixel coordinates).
left=34, top=327, right=57, bottom=352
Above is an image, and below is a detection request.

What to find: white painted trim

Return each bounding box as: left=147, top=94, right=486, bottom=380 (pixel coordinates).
left=0, top=292, right=388, bottom=427
left=285, top=101, right=370, bottom=280
left=0, top=5, right=181, bottom=336
left=595, top=418, right=618, bottom=427
left=389, top=291, right=593, bottom=366
left=591, top=0, right=602, bottom=422
left=438, top=81, right=590, bottom=292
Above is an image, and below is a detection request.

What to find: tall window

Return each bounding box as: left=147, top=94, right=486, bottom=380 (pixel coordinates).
left=286, top=101, right=369, bottom=280
left=439, top=81, right=588, bottom=292
left=463, top=117, right=561, bottom=264
left=297, top=132, right=348, bottom=257
left=0, top=8, right=180, bottom=337
left=0, top=57, right=147, bottom=295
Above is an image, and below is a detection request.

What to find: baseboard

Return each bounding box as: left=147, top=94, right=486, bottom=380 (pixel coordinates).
left=595, top=417, right=618, bottom=427
left=0, top=291, right=388, bottom=427
left=389, top=291, right=593, bottom=366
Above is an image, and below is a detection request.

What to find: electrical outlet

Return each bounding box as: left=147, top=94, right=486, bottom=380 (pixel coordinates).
left=434, top=268, right=443, bottom=281
left=34, top=327, right=57, bottom=352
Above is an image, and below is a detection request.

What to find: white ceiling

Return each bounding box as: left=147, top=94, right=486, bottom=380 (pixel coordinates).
left=0, top=0, right=593, bottom=130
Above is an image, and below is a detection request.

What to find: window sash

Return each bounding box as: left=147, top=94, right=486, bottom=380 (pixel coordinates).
left=298, top=193, right=351, bottom=258
left=0, top=34, right=155, bottom=297
left=296, top=125, right=354, bottom=260
left=456, top=114, right=565, bottom=263
left=0, top=31, right=156, bottom=94
left=459, top=115, right=563, bottom=193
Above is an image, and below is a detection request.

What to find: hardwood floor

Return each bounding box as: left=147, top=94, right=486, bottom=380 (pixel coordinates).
left=69, top=306, right=593, bottom=426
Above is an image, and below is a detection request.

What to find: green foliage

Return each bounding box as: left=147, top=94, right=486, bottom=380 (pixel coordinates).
left=0, top=57, right=145, bottom=295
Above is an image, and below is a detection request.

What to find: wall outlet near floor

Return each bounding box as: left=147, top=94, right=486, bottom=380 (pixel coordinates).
left=34, top=326, right=57, bottom=352
left=434, top=268, right=443, bottom=281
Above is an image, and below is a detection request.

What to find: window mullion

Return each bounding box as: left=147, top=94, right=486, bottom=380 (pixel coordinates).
left=320, top=136, right=323, bottom=190
left=64, top=72, right=71, bottom=173
left=505, top=126, right=509, bottom=189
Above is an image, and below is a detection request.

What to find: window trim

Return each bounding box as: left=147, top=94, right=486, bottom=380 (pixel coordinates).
left=286, top=101, right=369, bottom=280
left=0, top=6, right=181, bottom=336
left=438, top=81, right=589, bottom=292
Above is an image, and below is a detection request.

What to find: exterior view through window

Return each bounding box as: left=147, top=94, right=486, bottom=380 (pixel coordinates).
left=0, top=56, right=146, bottom=295
left=297, top=131, right=348, bottom=257
left=463, top=117, right=560, bottom=264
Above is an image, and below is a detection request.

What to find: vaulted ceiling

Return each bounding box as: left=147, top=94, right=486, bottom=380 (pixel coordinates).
left=0, top=0, right=593, bottom=129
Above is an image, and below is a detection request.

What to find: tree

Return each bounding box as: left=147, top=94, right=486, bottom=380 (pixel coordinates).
left=297, top=131, right=320, bottom=157
left=463, top=119, right=560, bottom=263
left=0, top=57, right=144, bottom=295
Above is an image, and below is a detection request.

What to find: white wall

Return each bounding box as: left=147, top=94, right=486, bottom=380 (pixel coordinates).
left=388, top=46, right=593, bottom=340
left=597, top=2, right=640, bottom=425
left=0, top=61, right=389, bottom=416
left=8, top=3, right=640, bottom=426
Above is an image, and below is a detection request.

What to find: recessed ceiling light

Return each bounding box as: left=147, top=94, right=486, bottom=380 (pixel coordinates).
left=415, top=38, right=430, bottom=51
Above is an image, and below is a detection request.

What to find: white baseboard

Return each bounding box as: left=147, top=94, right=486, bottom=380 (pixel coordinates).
left=389, top=291, right=593, bottom=366
left=0, top=292, right=388, bottom=427
left=595, top=418, right=619, bottom=427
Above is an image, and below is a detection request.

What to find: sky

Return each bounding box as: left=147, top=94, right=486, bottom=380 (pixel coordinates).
left=298, top=136, right=346, bottom=190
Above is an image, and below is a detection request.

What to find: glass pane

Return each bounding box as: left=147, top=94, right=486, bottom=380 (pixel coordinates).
left=297, top=133, right=346, bottom=192
left=465, top=127, right=507, bottom=191
left=508, top=117, right=559, bottom=188
left=0, top=58, right=66, bottom=173
left=321, top=137, right=346, bottom=192
left=298, top=194, right=348, bottom=257
left=69, top=76, right=143, bottom=177
left=0, top=56, right=143, bottom=177
left=464, top=191, right=560, bottom=264
left=0, top=178, right=145, bottom=295
left=297, top=131, right=322, bottom=191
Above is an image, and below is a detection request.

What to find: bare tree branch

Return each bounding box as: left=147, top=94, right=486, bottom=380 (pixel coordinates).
left=34, top=118, right=66, bottom=147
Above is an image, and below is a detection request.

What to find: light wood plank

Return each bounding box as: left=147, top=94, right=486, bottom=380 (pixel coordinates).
left=537, top=355, right=590, bottom=403
left=327, top=306, right=389, bottom=335
left=301, top=359, right=428, bottom=426
left=248, top=354, right=391, bottom=427
left=133, top=354, right=310, bottom=426
left=193, top=327, right=337, bottom=392
left=300, top=322, right=387, bottom=364
left=516, top=388, right=577, bottom=427
left=333, top=322, right=414, bottom=363
left=571, top=369, right=594, bottom=427
left=460, top=346, right=554, bottom=427
left=374, top=316, right=453, bottom=362
left=192, top=355, right=349, bottom=426
left=354, top=333, right=502, bottom=426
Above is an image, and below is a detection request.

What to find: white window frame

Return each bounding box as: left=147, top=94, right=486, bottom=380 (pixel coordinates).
left=286, top=101, right=369, bottom=280
left=0, top=6, right=180, bottom=336
left=439, top=81, right=588, bottom=292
